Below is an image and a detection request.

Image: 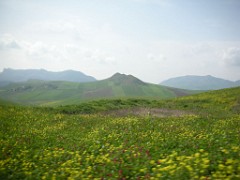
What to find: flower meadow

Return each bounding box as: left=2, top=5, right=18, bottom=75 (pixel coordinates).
left=0, top=87, right=240, bottom=179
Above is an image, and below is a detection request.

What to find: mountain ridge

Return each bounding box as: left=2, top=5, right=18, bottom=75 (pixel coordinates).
left=0, top=68, right=96, bottom=86
left=160, top=75, right=240, bottom=90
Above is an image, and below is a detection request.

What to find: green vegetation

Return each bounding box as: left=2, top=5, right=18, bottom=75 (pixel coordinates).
left=0, top=87, right=240, bottom=179
left=0, top=73, right=196, bottom=106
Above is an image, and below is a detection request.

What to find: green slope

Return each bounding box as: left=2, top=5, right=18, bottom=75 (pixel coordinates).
left=0, top=73, right=196, bottom=106
left=54, top=86, right=240, bottom=115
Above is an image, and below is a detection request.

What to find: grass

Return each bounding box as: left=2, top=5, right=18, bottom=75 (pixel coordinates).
left=0, top=87, right=240, bottom=179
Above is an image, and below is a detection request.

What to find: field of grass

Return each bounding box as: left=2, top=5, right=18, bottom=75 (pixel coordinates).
left=0, top=87, right=240, bottom=179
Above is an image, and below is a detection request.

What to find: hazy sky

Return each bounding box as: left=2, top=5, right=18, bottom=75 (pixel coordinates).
left=0, top=0, right=240, bottom=83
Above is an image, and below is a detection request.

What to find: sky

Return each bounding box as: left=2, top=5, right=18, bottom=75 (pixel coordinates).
left=0, top=0, right=240, bottom=83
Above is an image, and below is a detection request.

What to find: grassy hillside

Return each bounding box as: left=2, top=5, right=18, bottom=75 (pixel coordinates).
left=0, top=87, right=240, bottom=179
left=53, top=86, right=239, bottom=117
left=0, top=73, right=195, bottom=106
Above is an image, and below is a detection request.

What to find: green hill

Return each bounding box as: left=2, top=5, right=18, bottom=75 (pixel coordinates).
left=0, top=73, right=196, bottom=106
left=54, top=86, right=240, bottom=116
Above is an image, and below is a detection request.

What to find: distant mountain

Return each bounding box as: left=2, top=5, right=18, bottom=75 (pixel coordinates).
left=0, top=68, right=96, bottom=86
left=0, top=72, right=197, bottom=106
left=160, top=75, right=240, bottom=90
left=235, top=80, right=240, bottom=86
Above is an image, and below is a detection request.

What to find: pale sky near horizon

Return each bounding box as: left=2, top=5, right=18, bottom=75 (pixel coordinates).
left=0, top=0, right=240, bottom=83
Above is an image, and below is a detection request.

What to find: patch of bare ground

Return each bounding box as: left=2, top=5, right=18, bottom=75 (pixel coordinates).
left=102, top=107, right=192, bottom=117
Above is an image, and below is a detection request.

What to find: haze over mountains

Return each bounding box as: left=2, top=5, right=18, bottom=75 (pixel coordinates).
left=1, top=68, right=239, bottom=90
left=0, top=68, right=96, bottom=86
left=160, top=75, right=240, bottom=90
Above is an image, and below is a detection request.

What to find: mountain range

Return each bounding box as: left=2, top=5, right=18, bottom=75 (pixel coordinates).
left=0, top=68, right=96, bottom=86
left=0, top=68, right=239, bottom=106
left=160, top=75, right=240, bottom=90
left=0, top=72, right=195, bottom=106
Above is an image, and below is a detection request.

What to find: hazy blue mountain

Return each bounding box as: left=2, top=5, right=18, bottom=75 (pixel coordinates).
left=160, top=75, right=240, bottom=90
left=0, top=68, right=96, bottom=85
left=235, top=80, right=240, bottom=86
